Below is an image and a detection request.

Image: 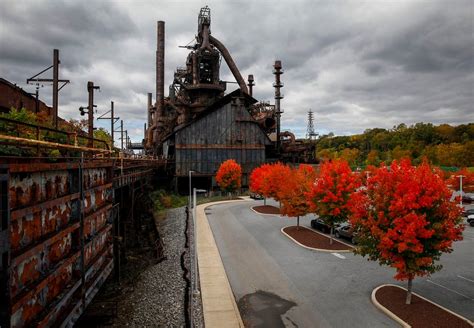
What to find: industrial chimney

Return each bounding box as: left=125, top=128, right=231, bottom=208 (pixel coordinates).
left=273, top=60, right=283, bottom=151
left=156, top=20, right=165, bottom=127
left=247, top=74, right=254, bottom=97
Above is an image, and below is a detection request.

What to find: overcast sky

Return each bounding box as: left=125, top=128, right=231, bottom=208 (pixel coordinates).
left=1, top=0, right=473, bottom=144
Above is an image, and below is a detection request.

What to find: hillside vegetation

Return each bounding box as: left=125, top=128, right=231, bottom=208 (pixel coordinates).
left=316, top=123, right=474, bottom=168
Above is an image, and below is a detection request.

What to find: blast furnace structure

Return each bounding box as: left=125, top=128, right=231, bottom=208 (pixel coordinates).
left=145, top=6, right=315, bottom=190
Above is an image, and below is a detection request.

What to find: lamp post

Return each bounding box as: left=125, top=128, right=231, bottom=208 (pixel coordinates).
left=457, top=175, right=465, bottom=207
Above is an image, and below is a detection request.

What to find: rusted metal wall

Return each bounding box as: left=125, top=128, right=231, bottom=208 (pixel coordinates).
left=2, top=160, right=114, bottom=328
left=174, top=96, right=270, bottom=185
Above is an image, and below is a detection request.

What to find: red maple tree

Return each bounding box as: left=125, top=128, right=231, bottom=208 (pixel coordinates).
left=216, top=159, right=242, bottom=194
left=261, top=163, right=292, bottom=206
left=280, top=165, right=316, bottom=229
left=306, top=159, right=360, bottom=244
left=349, top=159, right=464, bottom=304
left=249, top=163, right=273, bottom=205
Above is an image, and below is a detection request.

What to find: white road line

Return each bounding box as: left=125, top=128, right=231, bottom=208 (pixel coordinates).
left=458, top=275, right=474, bottom=283
left=331, top=252, right=346, bottom=259
left=426, top=279, right=474, bottom=301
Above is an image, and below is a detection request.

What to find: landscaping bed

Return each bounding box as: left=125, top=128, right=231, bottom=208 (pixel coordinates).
left=374, top=285, right=472, bottom=328
left=283, top=226, right=352, bottom=251
left=252, top=205, right=281, bottom=215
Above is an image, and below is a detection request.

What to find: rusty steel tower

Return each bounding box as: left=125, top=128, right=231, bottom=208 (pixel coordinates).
left=306, top=109, right=317, bottom=140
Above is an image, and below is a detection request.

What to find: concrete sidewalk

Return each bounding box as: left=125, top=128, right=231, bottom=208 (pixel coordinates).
left=196, top=199, right=247, bottom=327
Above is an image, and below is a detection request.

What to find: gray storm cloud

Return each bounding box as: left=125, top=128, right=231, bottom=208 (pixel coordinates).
left=0, top=0, right=472, bottom=143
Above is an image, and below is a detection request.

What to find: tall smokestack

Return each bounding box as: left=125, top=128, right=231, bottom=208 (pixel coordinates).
left=156, top=21, right=165, bottom=126
left=247, top=74, right=254, bottom=97
left=273, top=60, right=283, bottom=152
left=147, top=92, right=153, bottom=127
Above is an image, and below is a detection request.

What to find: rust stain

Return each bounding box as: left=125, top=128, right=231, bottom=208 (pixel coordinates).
left=47, top=234, right=72, bottom=266
left=45, top=265, right=73, bottom=304
left=11, top=254, right=41, bottom=297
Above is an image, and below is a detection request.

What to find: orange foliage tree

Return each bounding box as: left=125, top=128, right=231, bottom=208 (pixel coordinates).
left=249, top=164, right=273, bottom=205
left=216, top=159, right=242, bottom=194
left=447, top=168, right=474, bottom=193
left=261, top=163, right=292, bottom=207
left=349, top=159, right=464, bottom=304
left=280, top=165, right=316, bottom=229
left=306, top=159, right=360, bottom=244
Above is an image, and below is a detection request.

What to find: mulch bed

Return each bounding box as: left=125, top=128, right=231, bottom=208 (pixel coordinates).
left=283, top=226, right=352, bottom=251
left=252, top=205, right=281, bottom=215
left=375, top=285, right=472, bottom=328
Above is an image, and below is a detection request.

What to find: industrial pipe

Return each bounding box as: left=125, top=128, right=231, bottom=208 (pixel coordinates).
left=209, top=35, right=248, bottom=94
left=280, top=131, right=295, bottom=143
left=257, top=117, right=276, bottom=130
left=200, top=24, right=212, bottom=51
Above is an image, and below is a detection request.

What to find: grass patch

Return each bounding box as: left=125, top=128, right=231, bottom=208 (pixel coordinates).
left=151, top=189, right=245, bottom=220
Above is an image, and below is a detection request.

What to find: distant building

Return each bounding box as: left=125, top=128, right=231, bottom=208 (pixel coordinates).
left=0, top=78, right=51, bottom=115
left=162, top=90, right=272, bottom=191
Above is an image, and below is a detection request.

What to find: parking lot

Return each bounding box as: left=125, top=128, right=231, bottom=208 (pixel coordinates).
left=206, top=199, right=474, bottom=327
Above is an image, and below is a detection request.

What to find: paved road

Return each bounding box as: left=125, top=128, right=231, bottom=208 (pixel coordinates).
left=206, top=200, right=474, bottom=328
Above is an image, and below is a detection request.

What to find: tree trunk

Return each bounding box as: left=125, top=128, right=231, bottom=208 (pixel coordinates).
left=406, top=278, right=413, bottom=304
left=264, top=198, right=266, bottom=206
left=297, top=216, right=300, bottom=230
left=330, top=226, right=334, bottom=245
left=279, top=201, right=281, bottom=209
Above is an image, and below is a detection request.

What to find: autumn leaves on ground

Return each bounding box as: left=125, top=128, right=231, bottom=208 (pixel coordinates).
left=215, top=158, right=471, bottom=326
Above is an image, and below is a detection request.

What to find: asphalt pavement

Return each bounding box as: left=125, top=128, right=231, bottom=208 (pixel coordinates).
left=206, top=199, right=474, bottom=328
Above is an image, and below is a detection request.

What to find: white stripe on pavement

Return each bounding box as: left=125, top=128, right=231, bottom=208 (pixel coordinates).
left=458, top=275, right=474, bottom=283
left=427, top=279, right=474, bottom=301
left=331, top=252, right=346, bottom=259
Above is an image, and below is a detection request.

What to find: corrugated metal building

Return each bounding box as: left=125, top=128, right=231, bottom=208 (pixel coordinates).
left=163, top=90, right=271, bottom=189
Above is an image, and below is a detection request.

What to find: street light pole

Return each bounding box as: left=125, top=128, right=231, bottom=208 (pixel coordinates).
left=457, top=175, right=465, bottom=207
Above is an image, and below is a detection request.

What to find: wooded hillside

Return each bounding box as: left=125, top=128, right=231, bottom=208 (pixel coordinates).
left=316, top=123, right=474, bottom=168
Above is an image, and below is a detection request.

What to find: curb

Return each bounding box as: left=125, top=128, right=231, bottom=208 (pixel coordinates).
left=307, top=226, right=355, bottom=249
left=198, top=199, right=248, bottom=328
left=371, top=284, right=474, bottom=328
left=281, top=226, right=353, bottom=253
left=250, top=205, right=282, bottom=217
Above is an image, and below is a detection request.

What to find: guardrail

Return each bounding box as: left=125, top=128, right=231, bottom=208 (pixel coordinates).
left=0, top=117, right=110, bottom=155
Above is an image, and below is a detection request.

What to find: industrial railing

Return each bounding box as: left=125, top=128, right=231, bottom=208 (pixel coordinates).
left=0, top=117, right=111, bottom=155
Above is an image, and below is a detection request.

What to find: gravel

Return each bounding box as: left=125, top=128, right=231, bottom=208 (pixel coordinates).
left=109, top=207, right=204, bottom=327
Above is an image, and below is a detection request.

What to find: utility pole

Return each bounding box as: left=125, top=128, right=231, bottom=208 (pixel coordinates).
left=28, top=85, right=40, bottom=114
left=97, top=101, right=120, bottom=150
left=52, top=49, right=59, bottom=128
left=111, top=101, right=114, bottom=148
left=120, top=120, right=124, bottom=150
left=87, top=81, right=100, bottom=147
left=27, top=49, right=69, bottom=128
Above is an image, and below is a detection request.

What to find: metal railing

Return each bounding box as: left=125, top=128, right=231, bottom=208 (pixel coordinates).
left=0, top=116, right=110, bottom=155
